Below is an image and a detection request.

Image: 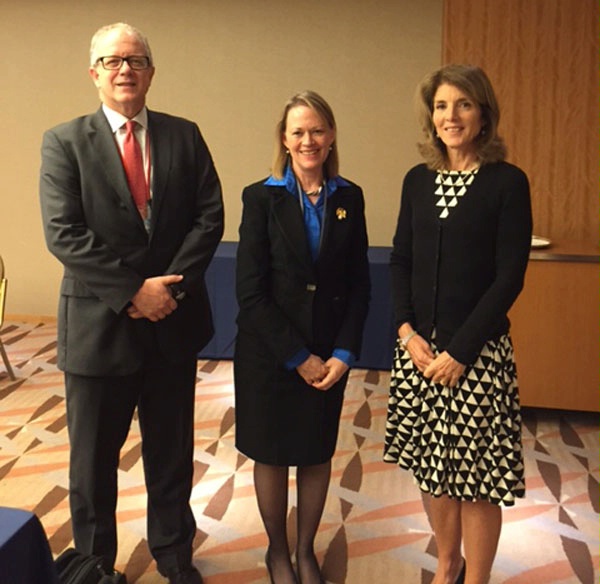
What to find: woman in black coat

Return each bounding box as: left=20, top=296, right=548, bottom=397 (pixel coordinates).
left=234, top=91, right=370, bottom=584
left=384, top=65, right=532, bottom=584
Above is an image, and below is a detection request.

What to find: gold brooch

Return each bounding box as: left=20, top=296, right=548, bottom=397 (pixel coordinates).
left=336, top=207, right=347, bottom=220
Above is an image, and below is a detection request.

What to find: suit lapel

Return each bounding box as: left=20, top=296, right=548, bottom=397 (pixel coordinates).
left=271, top=189, right=315, bottom=277
left=146, top=111, right=170, bottom=230
left=87, top=109, right=147, bottom=234
left=317, top=190, right=350, bottom=267
left=319, top=192, right=335, bottom=259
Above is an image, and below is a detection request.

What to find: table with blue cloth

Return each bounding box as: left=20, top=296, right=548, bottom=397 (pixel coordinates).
left=199, top=242, right=396, bottom=370
left=0, top=507, right=58, bottom=584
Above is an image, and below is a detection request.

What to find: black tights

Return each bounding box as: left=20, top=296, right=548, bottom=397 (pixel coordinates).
left=254, top=460, right=330, bottom=584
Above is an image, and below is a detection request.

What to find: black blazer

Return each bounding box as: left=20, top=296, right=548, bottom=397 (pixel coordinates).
left=390, top=162, right=532, bottom=365
left=40, top=108, right=224, bottom=375
left=236, top=179, right=370, bottom=366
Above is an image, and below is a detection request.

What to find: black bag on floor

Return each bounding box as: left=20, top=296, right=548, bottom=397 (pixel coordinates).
left=54, top=548, right=121, bottom=584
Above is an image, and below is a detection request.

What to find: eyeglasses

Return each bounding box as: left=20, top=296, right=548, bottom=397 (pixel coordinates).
left=96, top=56, right=151, bottom=70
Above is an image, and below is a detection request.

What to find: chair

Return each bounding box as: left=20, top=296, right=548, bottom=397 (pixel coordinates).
left=0, top=256, right=16, bottom=380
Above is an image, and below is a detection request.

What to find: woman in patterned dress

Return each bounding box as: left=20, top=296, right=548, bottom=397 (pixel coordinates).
left=383, top=65, right=532, bottom=584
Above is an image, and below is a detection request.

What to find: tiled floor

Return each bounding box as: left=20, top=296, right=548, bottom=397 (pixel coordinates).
left=0, top=320, right=598, bottom=583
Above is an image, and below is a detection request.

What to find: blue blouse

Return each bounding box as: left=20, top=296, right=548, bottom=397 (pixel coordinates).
left=265, top=165, right=349, bottom=261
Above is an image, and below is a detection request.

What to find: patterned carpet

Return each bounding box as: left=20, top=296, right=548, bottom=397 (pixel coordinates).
left=0, top=320, right=598, bottom=583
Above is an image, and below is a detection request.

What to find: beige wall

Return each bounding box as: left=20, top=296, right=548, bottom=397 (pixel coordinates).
left=1, top=0, right=442, bottom=317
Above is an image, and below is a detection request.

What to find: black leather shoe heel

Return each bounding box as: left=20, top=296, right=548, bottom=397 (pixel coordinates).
left=167, top=566, right=203, bottom=584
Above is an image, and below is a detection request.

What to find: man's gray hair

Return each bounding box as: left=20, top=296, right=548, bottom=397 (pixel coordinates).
left=89, top=22, right=153, bottom=67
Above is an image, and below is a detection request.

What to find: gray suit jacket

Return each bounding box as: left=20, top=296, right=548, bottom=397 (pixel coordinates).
left=40, top=108, right=224, bottom=375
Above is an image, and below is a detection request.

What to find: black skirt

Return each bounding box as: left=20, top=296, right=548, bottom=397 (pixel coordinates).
left=234, top=330, right=348, bottom=466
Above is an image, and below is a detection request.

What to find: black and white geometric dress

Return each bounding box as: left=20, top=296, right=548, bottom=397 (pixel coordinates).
left=383, top=169, right=526, bottom=506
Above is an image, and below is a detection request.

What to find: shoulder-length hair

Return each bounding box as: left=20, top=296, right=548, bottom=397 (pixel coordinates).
left=416, top=64, right=506, bottom=170
left=271, top=90, right=339, bottom=179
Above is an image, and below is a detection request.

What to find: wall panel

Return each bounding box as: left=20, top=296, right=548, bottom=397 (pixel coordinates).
left=443, top=0, right=599, bottom=243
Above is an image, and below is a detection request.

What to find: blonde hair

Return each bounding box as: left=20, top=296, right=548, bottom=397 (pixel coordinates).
left=416, top=64, right=506, bottom=170
left=271, top=90, right=339, bottom=179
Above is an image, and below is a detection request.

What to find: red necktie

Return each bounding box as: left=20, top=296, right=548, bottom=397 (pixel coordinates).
left=122, top=121, right=148, bottom=218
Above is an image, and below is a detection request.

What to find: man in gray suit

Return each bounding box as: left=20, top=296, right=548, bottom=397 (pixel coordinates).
left=39, top=22, right=223, bottom=584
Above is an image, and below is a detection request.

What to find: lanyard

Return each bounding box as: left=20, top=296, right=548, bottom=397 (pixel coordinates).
left=140, top=130, right=152, bottom=231
left=142, top=128, right=152, bottom=201
left=296, top=178, right=328, bottom=257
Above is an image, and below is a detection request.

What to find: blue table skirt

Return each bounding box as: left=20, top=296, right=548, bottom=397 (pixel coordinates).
left=0, top=507, right=58, bottom=584
left=199, top=242, right=396, bottom=370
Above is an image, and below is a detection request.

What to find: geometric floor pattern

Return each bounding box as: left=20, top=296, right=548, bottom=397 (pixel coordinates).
left=0, top=320, right=598, bottom=583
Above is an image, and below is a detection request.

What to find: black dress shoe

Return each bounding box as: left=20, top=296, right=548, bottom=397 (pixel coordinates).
left=265, top=551, right=300, bottom=584
left=113, top=571, right=127, bottom=584
left=167, top=566, right=204, bottom=584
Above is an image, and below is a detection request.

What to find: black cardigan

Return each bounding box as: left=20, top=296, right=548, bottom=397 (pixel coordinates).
left=390, top=161, right=533, bottom=365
